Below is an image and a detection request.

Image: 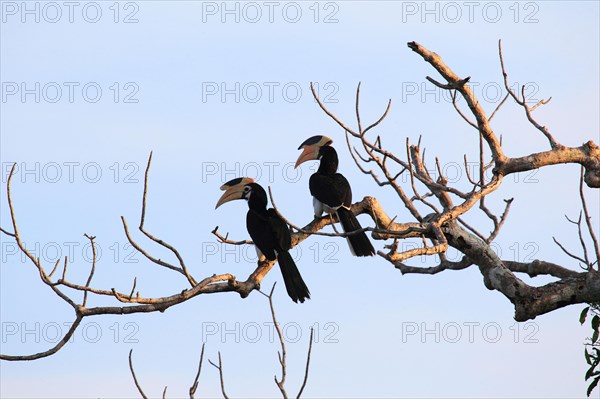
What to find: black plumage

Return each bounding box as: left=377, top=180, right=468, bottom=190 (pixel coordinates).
left=244, top=183, right=310, bottom=303
left=310, top=146, right=375, bottom=257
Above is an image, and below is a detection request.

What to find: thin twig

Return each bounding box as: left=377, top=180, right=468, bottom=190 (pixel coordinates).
left=189, top=343, right=205, bottom=399
left=486, top=198, right=514, bottom=243
left=129, top=277, right=138, bottom=300
left=355, top=81, right=363, bottom=134
left=567, top=212, right=591, bottom=268
left=47, top=259, right=61, bottom=279
left=269, top=284, right=289, bottom=399
left=1, top=315, right=83, bottom=361
left=296, top=328, right=314, bottom=399
left=82, top=234, right=97, bottom=307
left=451, top=90, right=478, bottom=129
left=212, top=226, right=253, bottom=245
left=498, top=40, right=559, bottom=149
left=209, top=352, right=229, bottom=399
left=553, top=237, right=588, bottom=265
left=134, top=152, right=197, bottom=286
left=489, top=93, right=509, bottom=122
left=128, top=349, right=149, bottom=399
left=363, top=99, right=392, bottom=136
left=0, top=226, right=15, bottom=237
left=579, top=166, right=600, bottom=269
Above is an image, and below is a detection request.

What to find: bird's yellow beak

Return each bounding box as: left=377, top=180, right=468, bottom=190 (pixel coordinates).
left=215, top=177, right=254, bottom=209
left=295, top=135, right=333, bottom=168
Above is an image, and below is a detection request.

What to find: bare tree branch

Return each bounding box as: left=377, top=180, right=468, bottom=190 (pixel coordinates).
left=1, top=315, right=83, bottom=361
left=498, top=40, right=558, bottom=149
left=268, top=284, right=289, bottom=399
left=296, top=328, right=314, bottom=399
left=129, top=350, right=149, bottom=399
left=212, top=226, right=253, bottom=245
left=189, top=343, right=205, bottom=399
left=553, top=236, right=589, bottom=266
left=450, top=90, right=478, bottom=129
left=503, top=260, right=583, bottom=279
left=0, top=226, right=15, bottom=237
left=82, top=234, right=97, bottom=307
left=489, top=93, right=510, bottom=122
left=408, top=41, right=505, bottom=162
left=395, top=255, right=473, bottom=275
left=495, top=141, right=600, bottom=188
left=209, top=352, right=229, bottom=399
left=580, top=166, right=600, bottom=269
left=128, top=152, right=197, bottom=286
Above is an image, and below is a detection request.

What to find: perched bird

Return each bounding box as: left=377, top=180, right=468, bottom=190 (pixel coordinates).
left=215, top=177, right=310, bottom=303
left=295, top=135, right=375, bottom=257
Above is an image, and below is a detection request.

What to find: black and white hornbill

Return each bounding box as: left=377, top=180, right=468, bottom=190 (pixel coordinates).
left=215, top=177, right=310, bottom=303
left=295, top=135, right=375, bottom=257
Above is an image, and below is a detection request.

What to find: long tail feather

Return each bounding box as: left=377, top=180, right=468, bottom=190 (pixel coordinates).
left=337, top=207, right=375, bottom=257
left=277, top=251, right=310, bottom=303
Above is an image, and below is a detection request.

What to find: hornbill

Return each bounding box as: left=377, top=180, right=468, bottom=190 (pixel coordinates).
left=295, top=135, right=375, bottom=257
left=215, top=177, right=310, bottom=303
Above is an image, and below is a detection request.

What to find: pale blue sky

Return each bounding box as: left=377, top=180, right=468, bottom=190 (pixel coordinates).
left=1, top=1, right=599, bottom=397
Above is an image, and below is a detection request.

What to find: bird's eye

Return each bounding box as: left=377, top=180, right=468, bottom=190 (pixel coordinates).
left=244, top=186, right=251, bottom=192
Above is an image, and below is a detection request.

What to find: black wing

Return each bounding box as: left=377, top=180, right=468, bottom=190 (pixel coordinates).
left=267, top=209, right=292, bottom=252
left=246, top=210, right=277, bottom=261
left=309, top=172, right=353, bottom=208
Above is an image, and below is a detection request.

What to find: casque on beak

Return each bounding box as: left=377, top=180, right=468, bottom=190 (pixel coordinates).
left=215, top=177, right=255, bottom=209
left=295, top=135, right=333, bottom=168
